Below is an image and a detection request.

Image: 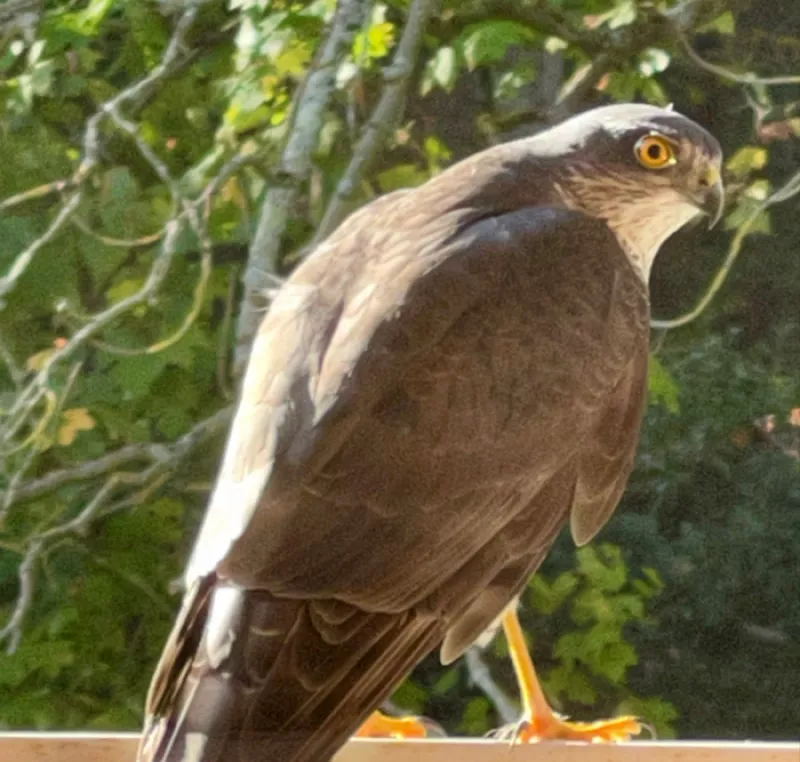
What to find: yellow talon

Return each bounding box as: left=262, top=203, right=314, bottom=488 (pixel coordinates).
left=511, top=712, right=641, bottom=744
left=499, top=607, right=641, bottom=743
left=355, top=710, right=429, bottom=739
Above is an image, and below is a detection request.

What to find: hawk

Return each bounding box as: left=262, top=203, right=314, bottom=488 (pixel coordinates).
left=138, top=103, right=723, bottom=762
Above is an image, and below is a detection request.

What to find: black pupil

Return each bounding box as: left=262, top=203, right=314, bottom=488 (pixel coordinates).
left=647, top=143, right=663, bottom=160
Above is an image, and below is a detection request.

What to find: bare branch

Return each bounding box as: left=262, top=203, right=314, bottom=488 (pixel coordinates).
left=652, top=168, right=800, bottom=330
left=0, top=445, right=37, bottom=522
left=0, top=406, right=232, bottom=652
left=313, top=0, right=442, bottom=245
left=0, top=191, right=85, bottom=304
left=0, top=330, right=24, bottom=388
left=0, top=2, right=199, bottom=305
left=2, top=216, right=186, bottom=447
left=678, top=31, right=800, bottom=86
left=89, top=218, right=212, bottom=358
left=233, top=0, right=371, bottom=377
left=0, top=177, right=77, bottom=213
left=105, top=103, right=184, bottom=209
left=70, top=214, right=164, bottom=249
left=547, top=53, right=612, bottom=122
left=0, top=443, right=165, bottom=507
left=0, top=539, right=42, bottom=653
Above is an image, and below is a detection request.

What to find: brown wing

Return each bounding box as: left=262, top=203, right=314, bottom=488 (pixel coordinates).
left=138, top=200, right=649, bottom=762
left=440, top=341, right=649, bottom=662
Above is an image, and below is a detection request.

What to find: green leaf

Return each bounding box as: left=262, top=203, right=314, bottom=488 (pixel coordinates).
left=591, top=640, right=638, bottom=682
left=107, top=278, right=145, bottom=305
left=545, top=664, right=597, bottom=705
left=353, top=4, right=395, bottom=61
left=745, top=178, right=772, bottom=201
left=587, top=1, right=638, bottom=31
left=649, top=355, right=680, bottom=414
left=0, top=641, right=75, bottom=687
left=459, top=696, right=492, bottom=735
left=544, top=36, right=568, bottom=53
left=640, top=77, right=670, bottom=106
left=576, top=544, right=628, bottom=594
left=608, top=0, right=637, bottom=29
left=604, top=70, right=639, bottom=102
left=377, top=163, right=427, bottom=192
left=723, top=199, right=772, bottom=236
left=109, top=352, right=170, bottom=400
left=529, top=571, right=578, bottom=615
left=619, top=696, right=679, bottom=738
left=459, top=21, right=535, bottom=70
left=432, top=667, right=459, bottom=695
left=76, top=0, right=115, bottom=33
left=633, top=567, right=665, bottom=599
left=726, top=146, right=769, bottom=177
left=275, top=42, right=312, bottom=76
left=390, top=679, right=428, bottom=714
left=699, top=11, right=736, bottom=36
left=422, top=46, right=458, bottom=95
left=638, top=48, right=671, bottom=77
left=423, top=135, right=452, bottom=173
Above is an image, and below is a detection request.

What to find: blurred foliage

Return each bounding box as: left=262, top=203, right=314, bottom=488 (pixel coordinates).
left=0, top=0, right=799, bottom=743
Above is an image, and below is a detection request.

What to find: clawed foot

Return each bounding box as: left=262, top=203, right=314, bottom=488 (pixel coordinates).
left=491, top=712, right=641, bottom=743
left=355, top=710, right=445, bottom=739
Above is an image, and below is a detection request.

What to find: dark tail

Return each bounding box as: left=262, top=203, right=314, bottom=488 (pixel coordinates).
left=137, top=576, right=441, bottom=762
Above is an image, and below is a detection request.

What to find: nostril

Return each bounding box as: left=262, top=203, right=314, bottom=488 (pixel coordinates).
left=698, top=175, right=710, bottom=188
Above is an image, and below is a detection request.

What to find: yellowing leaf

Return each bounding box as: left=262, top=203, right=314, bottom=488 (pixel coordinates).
left=699, top=11, right=736, bottom=36
left=649, top=355, right=680, bottom=414
left=107, top=278, right=144, bottom=304
left=745, top=178, right=771, bottom=201
left=57, top=408, right=96, bottom=446
left=377, top=163, right=427, bottom=192
left=222, top=176, right=247, bottom=209
left=585, top=1, right=637, bottom=31
left=726, top=145, right=769, bottom=177
left=544, top=36, right=568, bottom=53
left=26, top=348, right=55, bottom=372
left=353, top=17, right=395, bottom=61
left=275, top=43, right=311, bottom=77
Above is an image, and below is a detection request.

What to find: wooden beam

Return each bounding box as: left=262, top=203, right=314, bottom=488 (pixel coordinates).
left=1, top=734, right=798, bottom=762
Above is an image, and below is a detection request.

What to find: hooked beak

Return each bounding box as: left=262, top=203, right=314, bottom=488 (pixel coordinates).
left=691, top=164, right=725, bottom=229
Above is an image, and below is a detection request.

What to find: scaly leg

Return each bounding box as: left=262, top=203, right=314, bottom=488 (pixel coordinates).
left=501, top=608, right=641, bottom=742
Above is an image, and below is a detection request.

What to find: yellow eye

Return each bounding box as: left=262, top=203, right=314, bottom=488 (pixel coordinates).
left=635, top=134, right=676, bottom=169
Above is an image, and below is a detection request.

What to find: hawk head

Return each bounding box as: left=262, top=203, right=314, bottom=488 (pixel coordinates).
left=541, top=103, right=724, bottom=279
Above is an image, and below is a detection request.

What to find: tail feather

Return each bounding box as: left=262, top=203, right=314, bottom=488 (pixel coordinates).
left=137, top=576, right=442, bottom=762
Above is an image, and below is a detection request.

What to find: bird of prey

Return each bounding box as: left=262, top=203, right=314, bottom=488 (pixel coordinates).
left=137, top=103, right=723, bottom=762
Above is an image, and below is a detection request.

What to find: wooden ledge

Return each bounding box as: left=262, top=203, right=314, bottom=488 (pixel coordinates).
left=1, top=734, right=798, bottom=762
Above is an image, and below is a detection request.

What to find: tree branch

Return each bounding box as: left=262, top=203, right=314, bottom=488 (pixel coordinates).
left=0, top=443, right=167, bottom=507
left=652, top=167, right=800, bottom=330
left=312, top=0, right=442, bottom=246
left=547, top=53, right=612, bottom=122
left=0, top=406, right=232, bottom=653
left=2, top=215, right=187, bottom=449
left=0, top=2, right=199, bottom=305
left=677, top=30, right=800, bottom=86
left=233, top=0, right=371, bottom=377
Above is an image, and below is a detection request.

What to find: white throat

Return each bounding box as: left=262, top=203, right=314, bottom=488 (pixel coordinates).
left=552, top=175, right=703, bottom=283
left=603, top=200, right=702, bottom=282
